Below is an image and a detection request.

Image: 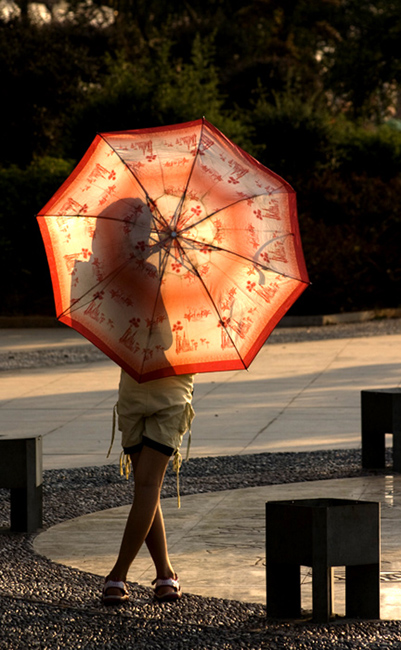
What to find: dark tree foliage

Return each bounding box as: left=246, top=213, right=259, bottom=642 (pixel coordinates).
left=3, top=0, right=401, bottom=166
left=0, top=17, right=109, bottom=166
left=1, top=0, right=401, bottom=315
left=322, top=0, right=401, bottom=119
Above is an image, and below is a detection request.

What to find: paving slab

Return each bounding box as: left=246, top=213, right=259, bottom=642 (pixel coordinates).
left=3, top=325, right=401, bottom=620
left=34, top=475, right=401, bottom=620
left=1, top=330, right=401, bottom=468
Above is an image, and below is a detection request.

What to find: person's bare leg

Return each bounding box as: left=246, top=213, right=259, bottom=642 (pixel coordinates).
left=131, top=453, right=175, bottom=581
left=105, top=446, right=176, bottom=599
left=107, top=446, right=169, bottom=580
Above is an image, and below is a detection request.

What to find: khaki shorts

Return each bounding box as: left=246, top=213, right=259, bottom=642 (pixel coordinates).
left=117, top=370, right=195, bottom=457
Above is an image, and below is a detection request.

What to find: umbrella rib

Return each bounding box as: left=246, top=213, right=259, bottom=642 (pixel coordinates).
left=40, top=213, right=154, bottom=227
left=40, top=213, right=165, bottom=267
left=56, top=256, right=136, bottom=319
left=150, top=229, right=305, bottom=285
left=178, top=190, right=289, bottom=235
left=173, top=238, right=247, bottom=369
left=181, top=233, right=306, bottom=283
left=195, top=184, right=288, bottom=216
left=98, top=134, right=169, bottom=231
left=172, top=118, right=206, bottom=230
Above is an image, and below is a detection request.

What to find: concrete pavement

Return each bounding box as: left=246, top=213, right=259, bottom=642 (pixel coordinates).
left=1, top=326, right=401, bottom=468
left=2, top=324, right=401, bottom=618
left=34, top=475, right=401, bottom=620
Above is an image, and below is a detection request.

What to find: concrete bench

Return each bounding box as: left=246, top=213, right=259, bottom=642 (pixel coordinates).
left=361, top=388, right=401, bottom=471
left=0, top=437, right=43, bottom=533
left=266, top=498, right=380, bottom=622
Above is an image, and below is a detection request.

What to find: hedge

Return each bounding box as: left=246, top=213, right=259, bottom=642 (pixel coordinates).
left=1, top=119, right=401, bottom=316
left=0, top=157, right=73, bottom=315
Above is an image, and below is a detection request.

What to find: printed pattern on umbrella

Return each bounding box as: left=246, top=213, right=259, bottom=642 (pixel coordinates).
left=37, top=118, right=309, bottom=382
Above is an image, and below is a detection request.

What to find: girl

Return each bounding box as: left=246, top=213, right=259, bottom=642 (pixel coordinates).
left=102, top=370, right=195, bottom=604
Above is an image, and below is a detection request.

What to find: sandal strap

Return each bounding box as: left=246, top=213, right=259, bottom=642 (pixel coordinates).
left=152, top=576, right=180, bottom=592
left=103, top=580, right=128, bottom=595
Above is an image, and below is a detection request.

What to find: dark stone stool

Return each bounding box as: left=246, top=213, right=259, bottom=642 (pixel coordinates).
left=0, top=437, right=43, bottom=533
left=266, top=498, right=380, bottom=622
left=361, top=388, right=401, bottom=471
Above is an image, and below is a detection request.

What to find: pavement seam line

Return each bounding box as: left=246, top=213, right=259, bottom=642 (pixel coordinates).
left=242, top=338, right=353, bottom=451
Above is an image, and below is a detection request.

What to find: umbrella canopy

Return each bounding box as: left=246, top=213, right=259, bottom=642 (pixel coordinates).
left=37, top=118, right=309, bottom=382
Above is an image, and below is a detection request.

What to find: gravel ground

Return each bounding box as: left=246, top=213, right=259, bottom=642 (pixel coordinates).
left=1, top=319, right=401, bottom=649
left=0, top=450, right=399, bottom=650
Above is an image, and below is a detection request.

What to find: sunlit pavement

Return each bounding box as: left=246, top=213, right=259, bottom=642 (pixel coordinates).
left=2, top=326, right=401, bottom=617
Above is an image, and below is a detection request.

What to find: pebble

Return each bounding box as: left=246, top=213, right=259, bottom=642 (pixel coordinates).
left=0, top=447, right=398, bottom=650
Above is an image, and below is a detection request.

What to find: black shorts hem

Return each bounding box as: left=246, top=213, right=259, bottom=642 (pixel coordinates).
left=123, top=436, right=174, bottom=458
left=123, top=442, right=143, bottom=456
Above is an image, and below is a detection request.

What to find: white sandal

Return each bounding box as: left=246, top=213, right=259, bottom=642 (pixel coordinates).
left=152, top=575, right=182, bottom=603
left=102, top=579, right=129, bottom=605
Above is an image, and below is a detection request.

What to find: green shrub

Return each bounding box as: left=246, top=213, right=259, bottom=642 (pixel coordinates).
left=248, top=89, right=335, bottom=185
left=333, top=122, right=401, bottom=180
left=244, top=94, right=401, bottom=314
left=295, top=170, right=401, bottom=314
left=64, top=35, right=251, bottom=161
left=0, top=157, right=73, bottom=315
left=2, top=98, right=401, bottom=316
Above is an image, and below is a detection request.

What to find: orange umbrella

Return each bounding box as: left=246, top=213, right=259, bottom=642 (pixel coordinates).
left=37, top=119, right=309, bottom=382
